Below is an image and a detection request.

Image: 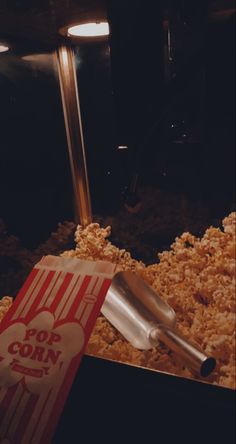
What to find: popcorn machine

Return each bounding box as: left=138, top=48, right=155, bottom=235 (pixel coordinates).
left=0, top=1, right=235, bottom=443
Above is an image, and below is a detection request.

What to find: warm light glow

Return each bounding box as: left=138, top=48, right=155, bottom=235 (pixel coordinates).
left=0, top=44, right=9, bottom=53
left=22, top=54, right=50, bottom=62
left=68, top=22, right=110, bottom=38
left=21, top=54, right=54, bottom=72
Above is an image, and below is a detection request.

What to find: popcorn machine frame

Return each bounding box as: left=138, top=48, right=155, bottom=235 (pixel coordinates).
left=56, top=44, right=92, bottom=226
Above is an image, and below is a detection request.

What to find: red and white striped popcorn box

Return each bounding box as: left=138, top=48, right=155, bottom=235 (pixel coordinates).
left=0, top=255, right=117, bottom=444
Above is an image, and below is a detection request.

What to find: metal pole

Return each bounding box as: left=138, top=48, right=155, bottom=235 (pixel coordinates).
left=56, top=44, right=92, bottom=226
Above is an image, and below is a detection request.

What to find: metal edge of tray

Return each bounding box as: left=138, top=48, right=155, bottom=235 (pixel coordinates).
left=84, top=353, right=235, bottom=398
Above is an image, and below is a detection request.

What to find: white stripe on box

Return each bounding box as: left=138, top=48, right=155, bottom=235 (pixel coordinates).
left=12, top=269, right=46, bottom=320
left=28, top=370, right=67, bottom=444
left=80, top=277, right=104, bottom=327
left=0, top=385, right=24, bottom=438
left=0, top=387, right=7, bottom=405
left=80, top=304, right=94, bottom=328
left=20, top=389, right=52, bottom=444
left=84, top=275, right=98, bottom=295
left=93, top=276, right=105, bottom=298
left=6, top=391, right=31, bottom=440
left=54, top=274, right=83, bottom=320
left=74, top=301, right=86, bottom=321
left=37, top=271, right=62, bottom=310
left=74, top=276, right=98, bottom=321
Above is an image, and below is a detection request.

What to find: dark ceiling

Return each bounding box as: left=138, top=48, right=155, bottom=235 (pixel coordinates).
left=0, top=0, right=235, bottom=53
left=0, top=0, right=107, bottom=51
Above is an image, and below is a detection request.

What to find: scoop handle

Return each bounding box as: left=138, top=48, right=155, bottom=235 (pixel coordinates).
left=150, top=325, right=216, bottom=377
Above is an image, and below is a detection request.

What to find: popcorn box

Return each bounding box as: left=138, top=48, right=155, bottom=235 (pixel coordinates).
left=0, top=256, right=117, bottom=444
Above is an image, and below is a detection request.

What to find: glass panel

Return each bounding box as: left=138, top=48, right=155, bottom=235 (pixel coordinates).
left=74, top=1, right=235, bottom=263
left=73, top=41, right=117, bottom=214
left=0, top=46, right=75, bottom=295
left=0, top=50, right=73, bottom=248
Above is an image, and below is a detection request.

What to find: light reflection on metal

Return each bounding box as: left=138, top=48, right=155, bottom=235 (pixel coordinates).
left=0, top=44, right=9, bottom=53
left=167, top=26, right=173, bottom=62
left=22, top=53, right=55, bottom=72
left=56, top=44, right=92, bottom=226
left=22, top=54, right=50, bottom=62
left=118, top=145, right=128, bottom=150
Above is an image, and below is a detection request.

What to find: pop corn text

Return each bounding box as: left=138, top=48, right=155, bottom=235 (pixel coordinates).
left=8, top=328, right=62, bottom=365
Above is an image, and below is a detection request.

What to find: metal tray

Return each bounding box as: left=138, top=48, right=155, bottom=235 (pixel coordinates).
left=54, top=355, right=235, bottom=444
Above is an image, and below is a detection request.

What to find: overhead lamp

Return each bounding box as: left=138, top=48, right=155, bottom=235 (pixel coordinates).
left=68, top=22, right=109, bottom=38
left=0, top=43, right=9, bottom=53
left=59, top=21, right=110, bottom=42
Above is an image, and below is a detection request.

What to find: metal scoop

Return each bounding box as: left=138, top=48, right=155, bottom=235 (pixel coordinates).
left=101, top=271, right=216, bottom=377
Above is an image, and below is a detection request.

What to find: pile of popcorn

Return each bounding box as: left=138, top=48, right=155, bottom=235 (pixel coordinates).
left=62, top=213, right=236, bottom=389
left=1, top=213, right=235, bottom=389
left=0, top=296, right=13, bottom=322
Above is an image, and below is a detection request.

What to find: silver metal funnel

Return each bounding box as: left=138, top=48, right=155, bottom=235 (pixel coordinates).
left=101, top=271, right=216, bottom=377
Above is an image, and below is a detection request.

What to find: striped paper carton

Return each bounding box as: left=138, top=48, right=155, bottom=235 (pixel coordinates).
left=0, top=256, right=117, bottom=444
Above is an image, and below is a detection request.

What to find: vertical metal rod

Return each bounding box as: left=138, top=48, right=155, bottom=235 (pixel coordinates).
left=56, top=44, right=92, bottom=226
